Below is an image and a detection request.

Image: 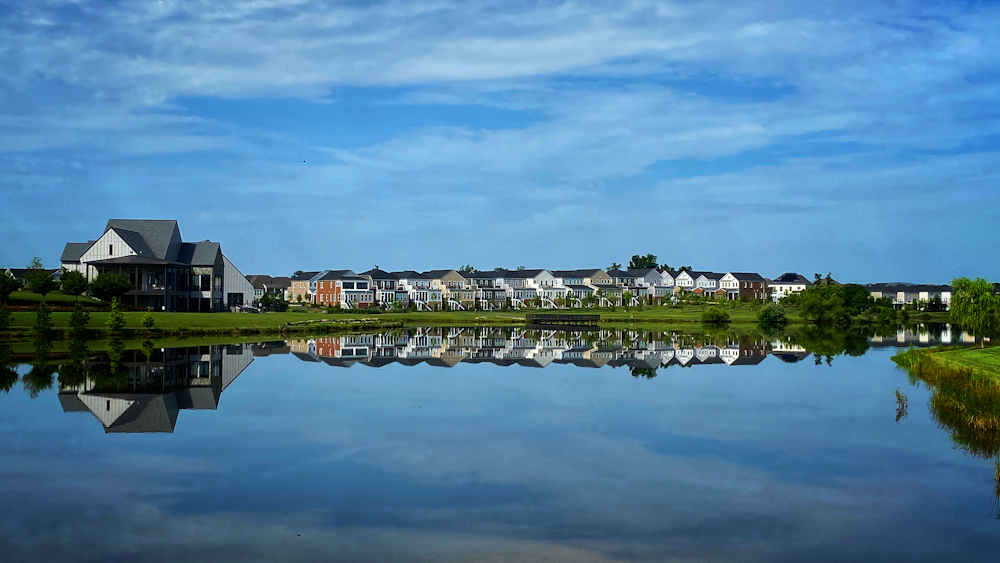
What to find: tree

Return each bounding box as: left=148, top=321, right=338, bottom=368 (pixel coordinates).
left=517, top=265, right=526, bottom=271
left=798, top=285, right=849, bottom=325
left=678, top=266, right=692, bottom=272
left=259, top=292, right=275, bottom=311
left=458, top=264, right=475, bottom=274
left=293, top=270, right=304, bottom=277
left=628, top=254, right=658, bottom=270
left=0, top=271, right=21, bottom=303
left=701, top=307, right=731, bottom=325
left=69, top=302, right=90, bottom=334
left=34, top=302, right=53, bottom=335
left=841, top=284, right=874, bottom=316
left=623, top=290, right=634, bottom=309
left=27, top=266, right=59, bottom=300
left=607, top=262, right=622, bottom=272
left=658, top=263, right=671, bottom=272
left=24, top=257, right=45, bottom=285
left=493, top=267, right=506, bottom=271
left=106, top=297, right=126, bottom=331
left=141, top=308, right=156, bottom=331
left=0, top=305, right=12, bottom=332
left=60, top=270, right=88, bottom=301
left=950, top=277, right=1000, bottom=346
left=90, top=272, right=132, bottom=302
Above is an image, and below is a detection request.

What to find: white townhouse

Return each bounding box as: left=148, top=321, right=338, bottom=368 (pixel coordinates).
left=720, top=272, right=769, bottom=301
left=770, top=272, right=813, bottom=302
left=392, top=271, right=444, bottom=310
left=867, top=283, right=953, bottom=309
left=694, top=272, right=725, bottom=294
left=673, top=270, right=698, bottom=292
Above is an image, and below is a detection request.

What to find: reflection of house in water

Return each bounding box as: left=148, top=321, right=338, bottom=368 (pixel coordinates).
left=58, top=344, right=254, bottom=433
left=283, top=328, right=771, bottom=370
left=868, top=325, right=979, bottom=348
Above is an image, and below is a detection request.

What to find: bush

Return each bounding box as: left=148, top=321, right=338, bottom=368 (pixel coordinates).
left=701, top=306, right=731, bottom=325
left=106, top=297, right=126, bottom=331
left=757, top=303, right=787, bottom=325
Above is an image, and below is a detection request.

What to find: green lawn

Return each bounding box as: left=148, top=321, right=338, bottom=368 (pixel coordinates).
left=934, top=346, right=1000, bottom=382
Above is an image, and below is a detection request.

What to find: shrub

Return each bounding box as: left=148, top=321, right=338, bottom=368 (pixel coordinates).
left=701, top=306, right=731, bottom=325
left=106, top=298, right=126, bottom=331
left=757, top=303, right=787, bottom=325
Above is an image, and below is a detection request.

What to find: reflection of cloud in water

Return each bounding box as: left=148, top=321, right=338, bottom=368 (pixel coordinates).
left=3, top=341, right=999, bottom=560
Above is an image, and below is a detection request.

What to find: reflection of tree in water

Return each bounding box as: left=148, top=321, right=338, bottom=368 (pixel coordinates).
left=792, top=325, right=871, bottom=364
left=0, top=343, right=18, bottom=393
left=21, top=338, right=55, bottom=398
left=57, top=338, right=92, bottom=389
left=630, top=366, right=657, bottom=379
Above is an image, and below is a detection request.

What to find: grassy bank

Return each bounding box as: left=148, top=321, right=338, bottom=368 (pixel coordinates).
left=893, top=345, right=1000, bottom=458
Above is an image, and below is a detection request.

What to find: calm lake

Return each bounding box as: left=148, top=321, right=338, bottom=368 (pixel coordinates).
left=2, top=325, right=999, bottom=562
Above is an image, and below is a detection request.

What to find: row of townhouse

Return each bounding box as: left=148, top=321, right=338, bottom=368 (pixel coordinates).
left=283, top=327, right=771, bottom=369
left=276, top=267, right=772, bottom=309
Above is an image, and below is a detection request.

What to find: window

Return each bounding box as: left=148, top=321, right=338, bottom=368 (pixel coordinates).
left=109, top=244, right=113, bottom=256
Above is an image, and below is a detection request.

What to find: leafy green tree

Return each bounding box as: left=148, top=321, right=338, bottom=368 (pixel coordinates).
left=797, top=285, right=849, bottom=325
left=950, top=277, right=1000, bottom=346
left=607, top=262, right=622, bottom=272
left=517, top=265, right=526, bottom=271
left=757, top=303, right=787, bottom=325
left=458, top=265, right=475, bottom=274
left=623, top=290, right=634, bottom=308
left=89, top=272, right=132, bottom=302
left=701, top=307, right=731, bottom=325
left=34, top=302, right=53, bottom=335
left=259, top=292, right=274, bottom=311
left=677, top=266, right=692, bottom=272
left=24, top=257, right=45, bottom=285
left=658, top=263, right=671, bottom=272
left=628, top=254, right=658, bottom=270
left=69, top=302, right=90, bottom=333
left=0, top=271, right=22, bottom=303
left=106, top=297, right=126, bottom=331
left=141, top=308, right=155, bottom=330
left=841, top=284, right=874, bottom=316
left=27, top=268, right=59, bottom=300
left=293, top=270, right=304, bottom=277
left=60, top=270, right=88, bottom=301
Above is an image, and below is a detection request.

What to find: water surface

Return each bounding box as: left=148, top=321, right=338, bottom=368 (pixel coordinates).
left=1, top=326, right=997, bottom=561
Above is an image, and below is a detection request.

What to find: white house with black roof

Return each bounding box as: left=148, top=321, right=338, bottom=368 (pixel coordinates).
left=60, top=219, right=253, bottom=312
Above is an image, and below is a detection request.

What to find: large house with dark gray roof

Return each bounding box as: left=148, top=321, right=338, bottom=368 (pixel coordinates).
left=60, top=219, right=253, bottom=312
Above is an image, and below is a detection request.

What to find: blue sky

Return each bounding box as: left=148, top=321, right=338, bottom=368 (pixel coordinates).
left=1, top=0, right=999, bottom=282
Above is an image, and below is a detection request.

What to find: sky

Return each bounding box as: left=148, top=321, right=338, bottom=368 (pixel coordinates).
left=1, top=0, right=998, bottom=282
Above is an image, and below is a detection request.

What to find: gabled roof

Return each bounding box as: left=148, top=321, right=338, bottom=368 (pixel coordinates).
left=291, top=271, right=322, bottom=281
left=771, top=272, right=813, bottom=285
left=504, top=269, right=548, bottom=279
left=320, top=270, right=361, bottom=281
left=105, top=220, right=180, bottom=260
left=176, top=241, right=220, bottom=266
left=625, top=268, right=658, bottom=277
left=422, top=269, right=461, bottom=279
left=360, top=268, right=397, bottom=280
left=109, top=227, right=155, bottom=257
left=695, top=272, right=724, bottom=281
left=88, top=256, right=181, bottom=266
left=606, top=269, right=627, bottom=277
left=61, top=242, right=94, bottom=262
left=391, top=270, right=424, bottom=279
left=727, top=272, right=766, bottom=282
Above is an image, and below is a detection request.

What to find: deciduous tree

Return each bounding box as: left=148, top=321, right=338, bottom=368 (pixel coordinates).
left=60, top=270, right=88, bottom=301
left=89, top=272, right=132, bottom=302
left=950, top=277, right=1000, bottom=346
